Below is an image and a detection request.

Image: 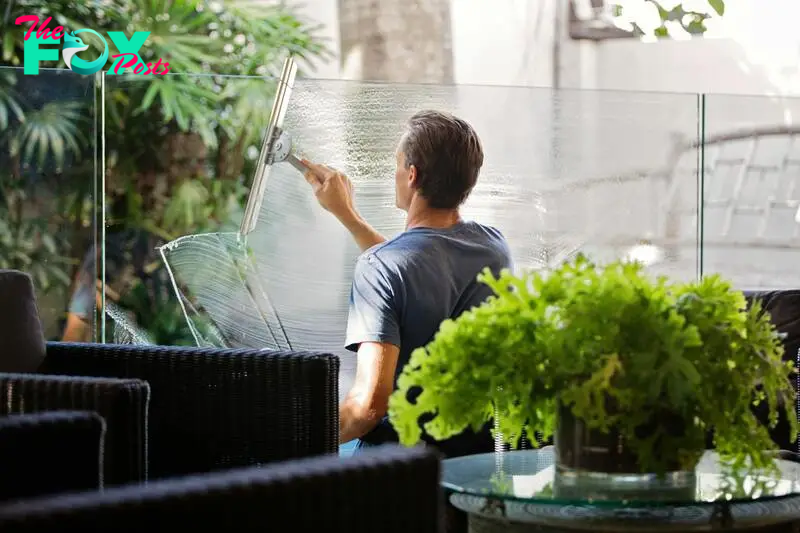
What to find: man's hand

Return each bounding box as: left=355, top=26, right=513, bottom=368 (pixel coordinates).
left=302, top=159, right=355, bottom=221
left=301, top=158, right=386, bottom=251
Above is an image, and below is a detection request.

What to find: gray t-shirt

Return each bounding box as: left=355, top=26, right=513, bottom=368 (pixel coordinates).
left=345, top=220, right=512, bottom=455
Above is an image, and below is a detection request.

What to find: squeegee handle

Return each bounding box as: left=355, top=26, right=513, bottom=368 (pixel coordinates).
left=286, top=153, right=309, bottom=173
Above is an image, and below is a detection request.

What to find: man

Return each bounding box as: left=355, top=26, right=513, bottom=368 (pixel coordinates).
left=302, top=110, right=512, bottom=457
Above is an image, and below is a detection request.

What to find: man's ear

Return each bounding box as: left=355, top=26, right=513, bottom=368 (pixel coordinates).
left=408, top=164, right=418, bottom=188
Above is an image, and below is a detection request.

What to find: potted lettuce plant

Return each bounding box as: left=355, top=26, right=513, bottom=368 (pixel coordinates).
left=388, top=255, right=796, bottom=488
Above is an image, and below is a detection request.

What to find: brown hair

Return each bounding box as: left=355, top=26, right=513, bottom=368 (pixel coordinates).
left=400, top=110, right=484, bottom=209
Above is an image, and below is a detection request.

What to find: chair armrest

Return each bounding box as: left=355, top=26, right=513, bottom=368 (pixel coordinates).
left=0, top=373, right=149, bottom=485
left=0, top=445, right=442, bottom=533
left=43, top=342, right=338, bottom=478
left=0, top=411, right=104, bottom=501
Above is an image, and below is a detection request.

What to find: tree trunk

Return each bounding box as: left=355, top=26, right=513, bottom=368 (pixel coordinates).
left=338, top=0, right=454, bottom=83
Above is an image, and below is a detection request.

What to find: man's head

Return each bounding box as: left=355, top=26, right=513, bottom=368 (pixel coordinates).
left=394, top=110, right=484, bottom=211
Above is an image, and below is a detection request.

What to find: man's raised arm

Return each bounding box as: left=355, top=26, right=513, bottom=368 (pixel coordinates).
left=302, top=160, right=386, bottom=251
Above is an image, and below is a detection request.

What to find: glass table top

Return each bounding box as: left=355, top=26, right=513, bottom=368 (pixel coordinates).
left=442, top=446, right=800, bottom=507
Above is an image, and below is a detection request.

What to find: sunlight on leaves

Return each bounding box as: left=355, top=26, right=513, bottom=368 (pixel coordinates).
left=611, top=0, right=725, bottom=38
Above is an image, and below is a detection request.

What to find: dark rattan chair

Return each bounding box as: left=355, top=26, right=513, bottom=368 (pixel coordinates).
left=0, top=444, right=442, bottom=532
left=40, top=342, right=339, bottom=479
left=0, top=373, right=148, bottom=486
left=0, top=411, right=105, bottom=502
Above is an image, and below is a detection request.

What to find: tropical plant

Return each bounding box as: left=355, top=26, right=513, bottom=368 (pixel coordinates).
left=0, top=0, right=329, bottom=342
left=388, top=255, right=796, bottom=475
left=0, top=175, right=73, bottom=290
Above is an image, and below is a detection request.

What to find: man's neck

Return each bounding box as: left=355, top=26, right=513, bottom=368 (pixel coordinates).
left=405, top=200, right=461, bottom=230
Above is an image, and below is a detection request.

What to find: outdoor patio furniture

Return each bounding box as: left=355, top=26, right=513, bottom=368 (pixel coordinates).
left=39, top=342, right=340, bottom=478
left=0, top=411, right=105, bottom=502
left=0, top=373, right=148, bottom=485
left=0, top=444, right=442, bottom=533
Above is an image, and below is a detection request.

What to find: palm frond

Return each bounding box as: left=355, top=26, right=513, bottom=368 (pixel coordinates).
left=14, top=101, right=88, bottom=169
left=135, top=76, right=219, bottom=147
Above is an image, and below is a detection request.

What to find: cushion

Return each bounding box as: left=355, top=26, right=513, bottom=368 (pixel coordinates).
left=0, top=270, right=45, bottom=373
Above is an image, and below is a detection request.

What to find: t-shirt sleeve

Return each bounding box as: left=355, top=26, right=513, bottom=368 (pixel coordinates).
left=344, top=254, right=401, bottom=352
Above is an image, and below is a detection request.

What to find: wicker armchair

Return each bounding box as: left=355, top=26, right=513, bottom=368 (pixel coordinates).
left=40, top=342, right=340, bottom=478
left=0, top=411, right=105, bottom=502
left=0, top=373, right=148, bottom=486
left=0, top=444, right=441, bottom=532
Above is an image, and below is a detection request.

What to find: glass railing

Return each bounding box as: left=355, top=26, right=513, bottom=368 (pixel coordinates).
left=0, top=67, right=97, bottom=344
left=700, top=93, right=800, bottom=289
left=5, top=66, right=800, bottom=359
left=98, top=74, right=706, bottom=401
left=99, top=72, right=271, bottom=347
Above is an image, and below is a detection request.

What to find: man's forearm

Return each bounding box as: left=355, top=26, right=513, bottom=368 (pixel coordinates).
left=339, top=397, right=380, bottom=444
left=337, top=209, right=386, bottom=252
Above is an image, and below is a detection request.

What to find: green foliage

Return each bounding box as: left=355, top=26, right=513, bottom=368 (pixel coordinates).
left=389, top=255, right=796, bottom=474
left=0, top=69, right=92, bottom=295
left=613, top=0, right=725, bottom=37
left=0, top=71, right=88, bottom=171
left=0, top=181, right=72, bottom=290
left=0, top=72, right=23, bottom=129
left=12, top=101, right=88, bottom=170
left=3, top=0, right=329, bottom=152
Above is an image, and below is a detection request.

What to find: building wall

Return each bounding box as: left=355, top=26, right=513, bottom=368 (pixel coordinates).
left=288, top=0, right=342, bottom=80
left=450, top=0, right=556, bottom=87
left=298, top=0, right=800, bottom=95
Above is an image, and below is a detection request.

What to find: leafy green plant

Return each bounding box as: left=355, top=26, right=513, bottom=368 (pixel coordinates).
left=389, top=255, right=796, bottom=475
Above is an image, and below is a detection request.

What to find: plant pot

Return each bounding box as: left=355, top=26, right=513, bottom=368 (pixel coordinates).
left=553, top=402, right=697, bottom=501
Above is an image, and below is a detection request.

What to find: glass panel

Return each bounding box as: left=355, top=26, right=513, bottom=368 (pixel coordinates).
left=101, top=72, right=277, bottom=346
left=142, top=78, right=701, bottom=400
left=0, top=67, right=98, bottom=342
left=700, top=94, right=800, bottom=289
